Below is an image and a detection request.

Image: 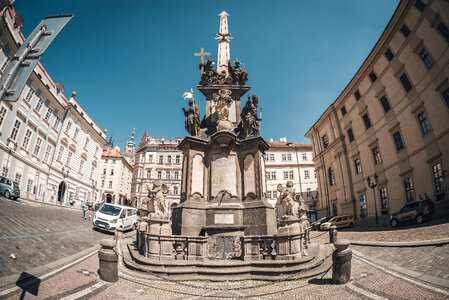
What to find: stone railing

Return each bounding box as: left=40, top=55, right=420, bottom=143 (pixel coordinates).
left=136, top=228, right=310, bottom=261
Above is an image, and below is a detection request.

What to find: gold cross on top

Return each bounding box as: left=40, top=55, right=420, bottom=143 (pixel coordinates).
left=194, top=47, right=211, bottom=74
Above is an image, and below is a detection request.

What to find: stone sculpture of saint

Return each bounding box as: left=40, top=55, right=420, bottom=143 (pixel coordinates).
left=228, top=59, right=248, bottom=85
left=241, top=94, right=260, bottom=137
left=147, top=180, right=168, bottom=219
left=182, top=99, right=201, bottom=136
left=277, top=181, right=308, bottom=219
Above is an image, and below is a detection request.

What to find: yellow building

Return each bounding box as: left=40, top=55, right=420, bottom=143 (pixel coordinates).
left=305, top=0, right=449, bottom=223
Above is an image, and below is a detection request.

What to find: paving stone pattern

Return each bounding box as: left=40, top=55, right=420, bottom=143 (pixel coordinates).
left=0, top=197, right=109, bottom=278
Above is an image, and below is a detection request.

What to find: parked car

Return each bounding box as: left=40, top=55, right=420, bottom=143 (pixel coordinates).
left=0, top=176, right=20, bottom=200
left=320, top=215, right=354, bottom=230
left=93, top=203, right=139, bottom=233
left=311, top=217, right=330, bottom=231
left=389, top=200, right=434, bottom=227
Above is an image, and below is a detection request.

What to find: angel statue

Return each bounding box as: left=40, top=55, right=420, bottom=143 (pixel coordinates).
left=277, top=181, right=308, bottom=219
left=147, top=180, right=168, bottom=219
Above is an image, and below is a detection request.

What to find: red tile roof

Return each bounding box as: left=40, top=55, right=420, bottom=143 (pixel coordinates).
left=102, top=148, right=123, bottom=158
left=267, top=141, right=311, bottom=148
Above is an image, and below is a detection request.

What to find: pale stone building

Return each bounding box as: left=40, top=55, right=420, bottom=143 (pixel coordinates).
left=0, top=4, right=106, bottom=206
left=305, top=0, right=449, bottom=222
left=131, top=132, right=183, bottom=215
left=265, top=139, right=318, bottom=219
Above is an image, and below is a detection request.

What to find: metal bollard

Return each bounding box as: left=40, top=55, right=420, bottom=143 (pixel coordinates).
left=98, top=239, right=118, bottom=282
left=329, top=225, right=337, bottom=243
left=332, top=239, right=352, bottom=284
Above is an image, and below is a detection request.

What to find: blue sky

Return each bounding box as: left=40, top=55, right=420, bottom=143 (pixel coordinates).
left=15, top=0, right=399, bottom=147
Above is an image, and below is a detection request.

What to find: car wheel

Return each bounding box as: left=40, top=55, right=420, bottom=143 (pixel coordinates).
left=4, top=190, right=10, bottom=199
left=390, top=218, right=398, bottom=227
left=416, top=214, right=424, bottom=224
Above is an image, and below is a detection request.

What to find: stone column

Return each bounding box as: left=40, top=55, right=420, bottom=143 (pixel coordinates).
left=98, top=239, right=118, bottom=283
left=332, top=239, right=352, bottom=284
left=329, top=225, right=337, bottom=243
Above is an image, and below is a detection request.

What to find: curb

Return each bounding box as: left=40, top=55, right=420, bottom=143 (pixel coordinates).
left=350, top=237, right=449, bottom=247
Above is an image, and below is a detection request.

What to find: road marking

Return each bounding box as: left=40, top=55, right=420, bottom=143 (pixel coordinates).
left=345, top=282, right=388, bottom=300
left=0, top=248, right=99, bottom=297
left=59, top=281, right=106, bottom=300
left=0, top=228, right=90, bottom=239
left=353, top=251, right=449, bottom=296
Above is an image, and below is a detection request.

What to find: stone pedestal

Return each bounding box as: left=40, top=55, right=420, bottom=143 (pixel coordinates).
left=147, top=217, right=172, bottom=259
left=332, top=239, right=352, bottom=284
left=98, top=239, right=118, bottom=283
left=329, top=225, right=337, bottom=243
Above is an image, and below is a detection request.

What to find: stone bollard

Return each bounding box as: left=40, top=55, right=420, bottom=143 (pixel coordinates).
left=332, top=239, right=352, bottom=284
left=329, top=225, right=337, bottom=243
left=115, top=227, right=124, bottom=241
left=98, top=239, right=118, bottom=283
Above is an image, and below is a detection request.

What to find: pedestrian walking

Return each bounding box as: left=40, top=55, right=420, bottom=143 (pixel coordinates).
left=83, top=203, right=88, bottom=220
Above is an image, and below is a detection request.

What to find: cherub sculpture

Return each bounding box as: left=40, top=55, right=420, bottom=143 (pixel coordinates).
left=277, top=181, right=308, bottom=219
left=147, top=180, right=168, bottom=219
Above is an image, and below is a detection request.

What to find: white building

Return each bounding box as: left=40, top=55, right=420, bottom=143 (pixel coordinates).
left=0, top=4, right=106, bottom=206
left=131, top=132, right=183, bottom=215
left=265, top=139, right=318, bottom=218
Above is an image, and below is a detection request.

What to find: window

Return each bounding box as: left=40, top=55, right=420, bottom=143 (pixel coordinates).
left=112, top=159, right=116, bottom=164
left=147, top=169, right=151, bottom=178
left=265, top=154, right=269, bottom=161
left=414, top=0, right=425, bottom=12
left=359, top=195, right=367, bottom=218
left=27, top=179, right=33, bottom=193
left=79, top=159, right=84, bottom=173
left=417, top=112, right=431, bottom=134
left=174, top=171, right=179, bottom=180
left=404, top=177, right=414, bottom=202
left=400, top=73, right=413, bottom=92
left=10, top=119, right=21, bottom=141
left=103, top=168, right=106, bottom=175
left=175, top=155, right=180, bottom=164
left=25, top=88, right=35, bottom=102
left=65, top=121, right=72, bottom=133
left=54, top=116, right=60, bottom=128
left=266, top=171, right=276, bottom=180
left=419, top=48, right=434, bottom=69
left=33, top=137, right=42, bottom=156
left=354, top=158, right=362, bottom=174
left=283, top=171, right=289, bottom=179
left=174, top=186, right=178, bottom=195
left=369, top=71, right=377, bottom=83
left=73, top=128, right=79, bottom=139
left=289, top=170, right=294, bottom=179
left=272, top=191, right=278, bottom=199
left=66, top=151, right=72, bottom=165
left=57, top=146, right=64, bottom=161
left=43, top=145, right=52, bottom=162
left=109, top=181, right=113, bottom=189
left=14, top=173, right=22, bottom=185
left=148, top=154, right=153, bottom=163
left=282, top=154, right=287, bottom=161
left=166, top=171, right=171, bottom=179
left=432, top=163, right=445, bottom=195
left=1, top=166, right=8, bottom=177
left=385, top=48, right=394, bottom=61
left=362, top=113, right=372, bottom=129
left=159, top=155, right=163, bottom=163
left=287, top=153, right=292, bottom=161
left=35, top=98, right=44, bottom=113
left=302, top=153, right=307, bottom=161
left=437, top=22, right=449, bottom=44
left=379, top=187, right=388, bottom=215
left=306, top=188, right=311, bottom=196
left=341, top=106, right=346, bottom=116
left=347, top=128, right=354, bottom=142
left=110, top=169, right=114, bottom=176
left=101, top=180, right=105, bottom=188
left=269, top=154, right=275, bottom=161
left=372, top=147, right=382, bottom=164
left=22, top=129, right=32, bottom=149
left=267, top=191, right=272, bottom=199
left=400, top=24, right=410, bottom=37
left=393, top=131, right=404, bottom=150
left=304, top=170, right=310, bottom=179
left=328, top=168, right=335, bottom=186
left=1, top=56, right=9, bottom=71
left=157, top=170, right=162, bottom=179
left=44, top=107, right=52, bottom=121
left=0, top=106, right=7, bottom=128
left=84, top=138, right=89, bottom=149
left=167, top=155, right=172, bottom=163
left=322, top=135, right=329, bottom=149
left=379, top=96, right=391, bottom=113
left=354, top=90, right=361, bottom=101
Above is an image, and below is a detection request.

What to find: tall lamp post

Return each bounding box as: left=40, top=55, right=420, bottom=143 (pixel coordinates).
left=367, top=173, right=379, bottom=224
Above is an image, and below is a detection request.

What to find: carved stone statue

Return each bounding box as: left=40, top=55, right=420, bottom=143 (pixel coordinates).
left=213, top=89, right=234, bottom=131
left=199, top=58, right=248, bottom=86
left=147, top=180, right=168, bottom=219
left=277, top=181, right=308, bottom=219
left=182, top=99, right=201, bottom=136
left=241, top=94, right=260, bottom=138
left=228, top=59, right=248, bottom=85
left=200, top=57, right=218, bottom=85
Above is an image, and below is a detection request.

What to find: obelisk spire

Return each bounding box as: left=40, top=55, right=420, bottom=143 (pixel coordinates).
left=216, top=11, right=232, bottom=73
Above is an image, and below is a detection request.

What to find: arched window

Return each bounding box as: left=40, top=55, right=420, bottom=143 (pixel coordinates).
left=328, top=167, right=335, bottom=186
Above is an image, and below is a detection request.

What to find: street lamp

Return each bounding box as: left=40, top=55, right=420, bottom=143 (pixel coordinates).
left=367, top=173, right=379, bottom=224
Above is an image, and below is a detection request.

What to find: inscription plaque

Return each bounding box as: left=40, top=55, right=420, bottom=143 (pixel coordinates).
left=211, top=152, right=237, bottom=196
left=214, top=213, right=234, bottom=224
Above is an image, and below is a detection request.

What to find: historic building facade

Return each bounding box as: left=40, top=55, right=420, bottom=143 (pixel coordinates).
left=265, top=139, right=318, bottom=218
left=0, top=5, right=107, bottom=206
left=131, top=132, right=183, bottom=215
left=306, top=0, right=449, bottom=221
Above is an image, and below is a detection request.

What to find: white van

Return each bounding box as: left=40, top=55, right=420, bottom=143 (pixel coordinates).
left=93, top=203, right=139, bottom=232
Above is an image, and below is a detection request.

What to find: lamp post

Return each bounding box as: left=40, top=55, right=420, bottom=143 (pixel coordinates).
left=367, top=173, right=379, bottom=224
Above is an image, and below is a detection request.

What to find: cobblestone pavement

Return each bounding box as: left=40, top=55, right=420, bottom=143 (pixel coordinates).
left=2, top=247, right=449, bottom=299
left=0, top=196, right=109, bottom=279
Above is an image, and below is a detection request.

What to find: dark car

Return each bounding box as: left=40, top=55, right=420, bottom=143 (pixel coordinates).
left=311, top=217, right=330, bottom=231
left=390, top=200, right=435, bottom=227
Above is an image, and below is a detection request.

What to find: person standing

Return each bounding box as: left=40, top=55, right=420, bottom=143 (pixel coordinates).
left=83, top=203, right=88, bottom=220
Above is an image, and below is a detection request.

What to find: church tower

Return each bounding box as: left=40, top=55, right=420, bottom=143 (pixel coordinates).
left=123, top=129, right=136, bottom=163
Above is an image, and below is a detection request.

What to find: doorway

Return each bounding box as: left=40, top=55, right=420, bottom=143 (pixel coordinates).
left=57, top=181, right=66, bottom=203
left=106, top=193, right=112, bottom=203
